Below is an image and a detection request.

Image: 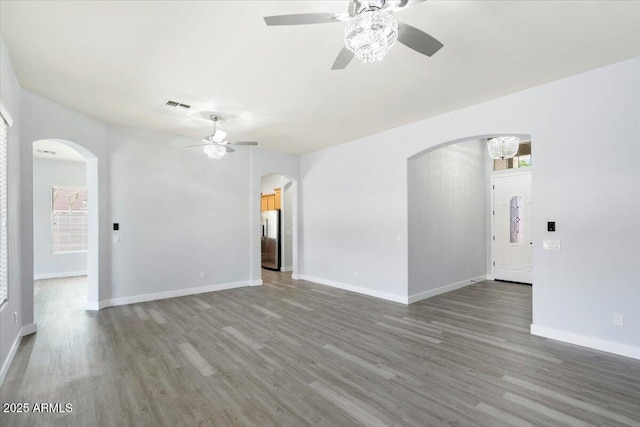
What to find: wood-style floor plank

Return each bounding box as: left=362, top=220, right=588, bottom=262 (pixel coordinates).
left=1, top=273, right=639, bottom=426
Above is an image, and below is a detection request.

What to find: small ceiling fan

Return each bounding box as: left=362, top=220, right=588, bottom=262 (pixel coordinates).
left=264, top=0, right=443, bottom=70
left=185, top=115, right=258, bottom=159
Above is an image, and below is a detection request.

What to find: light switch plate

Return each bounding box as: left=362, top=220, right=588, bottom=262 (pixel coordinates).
left=112, top=235, right=120, bottom=244
left=543, top=239, right=561, bottom=250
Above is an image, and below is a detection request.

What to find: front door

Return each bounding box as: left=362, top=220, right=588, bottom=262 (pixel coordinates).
left=492, top=171, right=532, bottom=284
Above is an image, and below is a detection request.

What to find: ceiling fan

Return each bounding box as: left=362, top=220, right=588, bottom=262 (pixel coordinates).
left=264, top=0, right=443, bottom=70
left=185, top=115, right=258, bottom=159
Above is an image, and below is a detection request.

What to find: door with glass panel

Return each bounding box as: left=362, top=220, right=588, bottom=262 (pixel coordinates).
left=492, top=171, right=532, bottom=284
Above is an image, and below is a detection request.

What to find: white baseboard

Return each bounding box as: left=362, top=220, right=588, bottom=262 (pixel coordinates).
left=298, top=274, right=407, bottom=304
left=291, top=273, right=300, bottom=280
left=21, top=323, right=37, bottom=336
left=95, top=280, right=256, bottom=310
left=408, top=275, right=487, bottom=304
left=280, top=266, right=293, bottom=272
left=1, top=323, right=38, bottom=386
left=531, top=324, right=640, bottom=360
left=34, top=271, right=87, bottom=280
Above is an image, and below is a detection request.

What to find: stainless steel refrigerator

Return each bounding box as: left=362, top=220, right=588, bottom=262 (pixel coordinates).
left=261, top=210, right=280, bottom=270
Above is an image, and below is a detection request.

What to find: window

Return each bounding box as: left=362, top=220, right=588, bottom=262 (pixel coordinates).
left=52, top=186, right=88, bottom=253
left=0, top=115, right=8, bottom=305
left=510, top=196, right=524, bottom=244
left=494, top=142, right=532, bottom=171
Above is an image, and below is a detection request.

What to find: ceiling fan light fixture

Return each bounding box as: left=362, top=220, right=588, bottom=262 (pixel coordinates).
left=203, top=144, right=226, bottom=159
left=344, top=10, right=398, bottom=63
left=211, top=129, right=227, bottom=143
left=487, top=136, right=520, bottom=160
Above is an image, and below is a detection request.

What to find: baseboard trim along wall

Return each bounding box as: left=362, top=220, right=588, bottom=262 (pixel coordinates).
left=408, top=275, right=488, bottom=304
left=90, top=280, right=259, bottom=311
left=298, top=274, right=407, bottom=304
left=34, top=271, right=87, bottom=280
left=531, top=324, right=640, bottom=360
left=0, top=323, right=38, bottom=386
left=280, top=266, right=293, bottom=272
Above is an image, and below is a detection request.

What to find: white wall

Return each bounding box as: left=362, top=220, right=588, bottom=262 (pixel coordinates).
left=0, top=35, right=24, bottom=383
left=301, top=57, right=640, bottom=358
left=408, top=139, right=488, bottom=300
left=33, top=158, right=87, bottom=279
left=108, top=125, right=253, bottom=300
left=260, top=174, right=286, bottom=195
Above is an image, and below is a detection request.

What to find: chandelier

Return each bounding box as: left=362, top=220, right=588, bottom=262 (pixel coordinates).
left=344, top=9, right=398, bottom=63
left=487, top=136, right=520, bottom=160
left=203, top=144, right=226, bottom=160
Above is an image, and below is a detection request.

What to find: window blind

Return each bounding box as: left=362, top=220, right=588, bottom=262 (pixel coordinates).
left=52, top=187, right=88, bottom=253
left=0, top=116, right=8, bottom=305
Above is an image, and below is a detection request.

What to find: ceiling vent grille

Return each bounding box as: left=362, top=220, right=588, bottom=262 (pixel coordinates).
left=164, top=100, right=191, bottom=110
left=36, top=149, right=57, bottom=155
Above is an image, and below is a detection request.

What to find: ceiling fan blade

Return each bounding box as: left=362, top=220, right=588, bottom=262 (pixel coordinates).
left=228, top=141, right=258, bottom=146
left=331, top=47, right=354, bottom=70
left=184, top=143, right=209, bottom=148
left=397, top=22, right=443, bottom=57
left=224, top=146, right=236, bottom=153
left=264, top=13, right=342, bottom=26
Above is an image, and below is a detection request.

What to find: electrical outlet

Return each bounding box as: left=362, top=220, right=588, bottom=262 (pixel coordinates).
left=613, top=314, right=624, bottom=327
left=14, top=312, right=17, bottom=324
left=199, top=271, right=205, bottom=279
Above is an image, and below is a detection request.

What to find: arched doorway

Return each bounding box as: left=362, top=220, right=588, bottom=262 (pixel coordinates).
left=259, top=173, right=298, bottom=280
left=407, top=133, right=532, bottom=302
left=32, top=139, right=100, bottom=310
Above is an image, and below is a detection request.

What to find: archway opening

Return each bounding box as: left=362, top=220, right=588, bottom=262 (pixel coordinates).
left=32, top=139, right=99, bottom=310
left=259, top=173, right=298, bottom=283
left=407, top=133, right=532, bottom=303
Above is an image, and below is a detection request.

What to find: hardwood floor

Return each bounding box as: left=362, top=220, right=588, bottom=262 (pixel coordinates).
left=1, top=272, right=639, bottom=426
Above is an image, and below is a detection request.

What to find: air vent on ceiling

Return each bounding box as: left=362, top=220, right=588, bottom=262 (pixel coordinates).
left=164, top=100, right=191, bottom=110
left=36, top=149, right=57, bottom=155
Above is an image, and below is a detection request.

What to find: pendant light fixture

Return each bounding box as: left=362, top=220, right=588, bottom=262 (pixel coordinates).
left=487, top=136, right=520, bottom=160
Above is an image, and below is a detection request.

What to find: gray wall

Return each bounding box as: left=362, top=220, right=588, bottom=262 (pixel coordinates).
left=108, top=125, right=252, bottom=299
left=33, top=158, right=87, bottom=278
left=0, top=35, right=23, bottom=381
left=301, top=57, right=640, bottom=357
left=408, top=139, right=488, bottom=298
left=20, top=90, right=299, bottom=306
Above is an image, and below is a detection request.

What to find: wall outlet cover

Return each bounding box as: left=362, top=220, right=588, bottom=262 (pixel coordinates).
left=613, top=314, right=624, bottom=327
left=543, top=239, right=561, bottom=250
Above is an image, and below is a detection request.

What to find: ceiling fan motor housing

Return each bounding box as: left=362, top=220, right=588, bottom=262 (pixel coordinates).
left=350, top=0, right=387, bottom=15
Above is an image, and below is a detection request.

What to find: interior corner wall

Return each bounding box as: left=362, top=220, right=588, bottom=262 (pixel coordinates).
left=408, top=139, right=488, bottom=299
left=0, top=35, right=24, bottom=382
left=33, top=158, right=87, bottom=278
left=300, top=57, right=640, bottom=358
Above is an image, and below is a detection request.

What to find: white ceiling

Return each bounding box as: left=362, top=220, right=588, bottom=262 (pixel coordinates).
left=2, top=1, right=639, bottom=155
left=33, top=139, right=86, bottom=162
